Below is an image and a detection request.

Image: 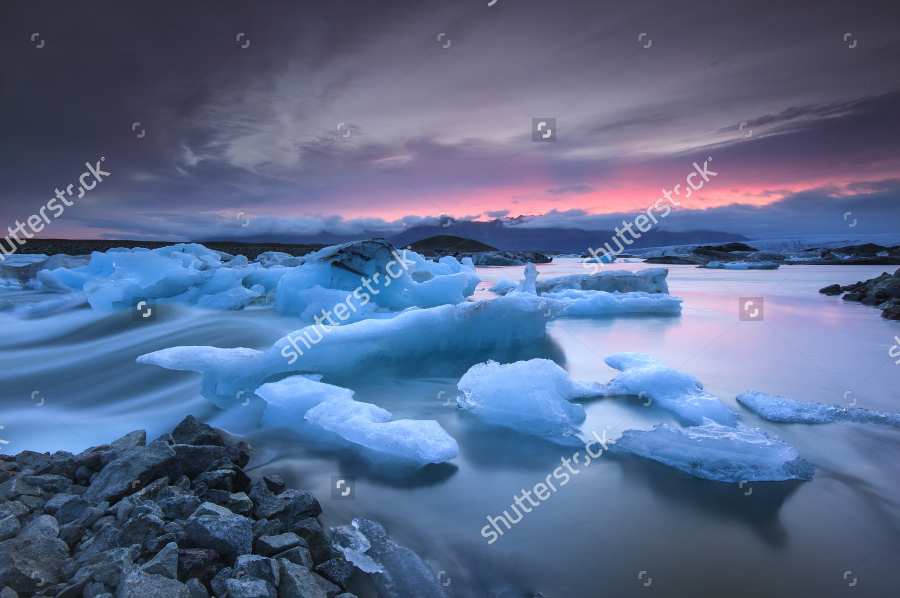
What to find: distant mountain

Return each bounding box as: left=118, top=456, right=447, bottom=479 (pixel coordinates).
left=203, top=219, right=748, bottom=253
left=408, top=235, right=498, bottom=252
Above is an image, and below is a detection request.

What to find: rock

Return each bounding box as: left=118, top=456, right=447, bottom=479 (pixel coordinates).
left=171, top=416, right=226, bottom=447
left=47, top=451, right=79, bottom=480
left=314, top=557, right=352, bottom=588
left=83, top=442, right=176, bottom=505
left=232, top=554, right=279, bottom=587
left=883, top=306, right=900, bottom=320
left=0, top=479, right=40, bottom=501
left=820, top=284, right=844, bottom=295
left=42, top=493, right=82, bottom=515
left=109, top=430, right=147, bottom=451
left=185, top=503, right=252, bottom=560
left=14, top=451, right=48, bottom=472
left=255, top=533, right=304, bottom=558
left=201, top=489, right=253, bottom=515
left=176, top=548, right=219, bottom=584
left=158, top=495, right=202, bottom=521
left=252, top=519, right=283, bottom=540
left=185, top=577, right=209, bottom=598
left=115, top=569, right=190, bottom=598
left=0, top=587, right=16, bottom=598
left=262, top=476, right=285, bottom=495
left=273, top=547, right=313, bottom=570
left=0, top=504, right=27, bottom=523
left=141, top=541, right=179, bottom=579
left=117, top=513, right=166, bottom=552
left=54, top=497, right=90, bottom=525
left=166, top=445, right=250, bottom=481
left=289, top=518, right=340, bottom=566
left=75, top=466, right=95, bottom=485
left=249, top=483, right=321, bottom=525
left=209, top=567, right=231, bottom=598
left=277, top=559, right=341, bottom=598
left=225, top=577, right=277, bottom=598
left=20, top=473, right=71, bottom=493
left=0, top=518, right=19, bottom=543
left=57, top=522, right=86, bottom=549
left=0, top=516, right=69, bottom=593
left=76, top=506, right=107, bottom=529
left=84, top=581, right=113, bottom=597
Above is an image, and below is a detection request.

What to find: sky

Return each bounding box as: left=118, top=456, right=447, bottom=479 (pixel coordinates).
left=1, top=0, right=899, bottom=242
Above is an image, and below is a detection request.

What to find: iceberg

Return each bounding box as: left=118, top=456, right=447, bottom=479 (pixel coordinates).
left=487, top=279, right=517, bottom=295
left=330, top=521, right=383, bottom=573
left=545, top=289, right=682, bottom=316
left=257, top=376, right=458, bottom=464
left=737, top=391, right=900, bottom=427
left=457, top=359, right=605, bottom=442
left=703, top=261, right=780, bottom=270
left=491, top=267, right=671, bottom=295
left=351, top=517, right=449, bottom=598
left=611, top=423, right=815, bottom=482
left=137, top=295, right=568, bottom=406
left=605, top=353, right=737, bottom=426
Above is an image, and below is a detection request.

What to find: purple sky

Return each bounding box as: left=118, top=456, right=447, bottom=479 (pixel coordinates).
left=1, top=0, right=899, bottom=242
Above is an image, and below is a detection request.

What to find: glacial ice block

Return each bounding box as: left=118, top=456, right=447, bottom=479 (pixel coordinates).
left=536, top=268, right=671, bottom=295
left=611, top=423, right=815, bottom=482
left=545, top=289, right=682, bottom=316
left=352, top=517, right=449, bottom=598
left=137, top=295, right=567, bottom=406
left=605, top=353, right=737, bottom=426
left=331, top=521, right=383, bottom=573
left=457, top=359, right=604, bottom=442
left=704, top=261, right=780, bottom=270
left=737, top=391, right=900, bottom=427
left=257, top=375, right=459, bottom=464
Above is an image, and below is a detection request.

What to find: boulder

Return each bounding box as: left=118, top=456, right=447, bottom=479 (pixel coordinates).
left=277, top=559, right=341, bottom=598
left=141, top=541, right=179, bottom=579
left=171, top=416, right=225, bottom=447
left=176, top=548, right=219, bottom=584
left=224, top=577, right=277, bottom=598
left=0, top=515, right=69, bottom=593
left=185, top=502, right=252, bottom=559
left=819, top=284, right=843, bottom=295
left=83, top=442, right=175, bottom=505
left=115, top=569, right=190, bottom=598
left=255, top=533, right=304, bottom=558
left=314, top=557, right=353, bottom=588
left=232, top=554, right=279, bottom=587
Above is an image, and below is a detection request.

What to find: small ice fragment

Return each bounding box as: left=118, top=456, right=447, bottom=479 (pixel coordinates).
left=737, top=391, right=900, bottom=427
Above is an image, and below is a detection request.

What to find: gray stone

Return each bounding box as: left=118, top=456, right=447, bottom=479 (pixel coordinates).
left=249, top=483, right=321, bottom=524
left=89, top=546, right=136, bottom=586
left=185, top=577, right=209, bottom=598
left=114, top=569, right=189, bottom=598
left=262, top=476, right=285, bottom=495
left=158, top=495, right=201, bottom=522
left=167, top=445, right=250, bottom=481
left=84, top=581, right=114, bottom=597
left=185, top=503, right=252, bottom=559
left=255, top=533, right=304, bottom=558
left=57, top=522, right=86, bottom=549
left=0, top=503, right=28, bottom=523
left=314, top=557, right=352, bottom=588
left=224, top=577, right=276, bottom=598
left=42, top=493, right=81, bottom=515
left=0, top=518, right=19, bottom=543
left=0, top=516, right=69, bottom=593
left=13, top=451, right=48, bottom=472
left=109, top=430, right=147, bottom=451
left=117, top=513, right=165, bottom=552
left=209, top=567, right=231, bottom=598
left=55, top=498, right=90, bottom=525
left=20, top=474, right=71, bottom=493
left=47, top=451, right=79, bottom=480
left=176, top=548, right=220, bottom=584
left=277, top=559, right=340, bottom=598
left=0, top=479, right=40, bottom=501
left=233, top=554, right=279, bottom=587
left=273, top=547, right=313, bottom=570
left=171, top=416, right=225, bottom=447
left=141, top=541, right=179, bottom=579
left=83, top=443, right=175, bottom=506
left=0, top=586, right=16, bottom=598
left=201, top=489, right=252, bottom=515
left=76, top=507, right=106, bottom=529
left=289, top=518, right=340, bottom=565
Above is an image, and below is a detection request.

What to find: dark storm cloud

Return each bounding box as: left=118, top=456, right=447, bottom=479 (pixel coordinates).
left=1, top=0, right=898, bottom=240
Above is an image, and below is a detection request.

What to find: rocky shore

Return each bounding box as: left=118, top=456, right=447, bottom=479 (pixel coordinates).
left=0, top=416, right=445, bottom=598
left=642, top=242, right=900, bottom=267
left=819, top=268, right=900, bottom=320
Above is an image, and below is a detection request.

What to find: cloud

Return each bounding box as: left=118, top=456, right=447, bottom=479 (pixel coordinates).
left=486, top=209, right=510, bottom=217
left=547, top=184, right=595, bottom=195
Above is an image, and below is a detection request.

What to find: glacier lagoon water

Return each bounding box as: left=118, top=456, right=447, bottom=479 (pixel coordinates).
left=2, top=259, right=899, bottom=597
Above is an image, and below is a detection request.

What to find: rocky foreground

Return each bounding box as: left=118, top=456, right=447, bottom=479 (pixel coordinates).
left=0, top=416, right=442, bottom=598
left=819, top=268, right=900, bottom=320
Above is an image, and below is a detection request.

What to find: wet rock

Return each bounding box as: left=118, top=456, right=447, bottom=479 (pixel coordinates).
left=255, top=533, right=304, bottom=557
left=883, top=305, right=900, bottom=320
left=273, top=546, right=313, bottom=570
left=249, top=482, right=321, bottom=525
left=82, top=442, right=175, bottom=505
left=277, top=559, right=341, bottom=598
left=289, top=518, right=340, bottom=566
left=262, top=475, right=286, bottom=495
left=315, top=557, right=353, bottom=588
left=185, top=502, right=252, bottom=560
left=171, top=416, right=226, bottom=448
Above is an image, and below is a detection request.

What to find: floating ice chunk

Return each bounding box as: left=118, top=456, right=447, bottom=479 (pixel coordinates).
left=704, top=261, right=780, bottom=270
left=537, top=268, right=670, bottom=295
left=611, top=423, right=815, bottom=482
left=353, top=517, right=449, bottom=598
left=488, top=279, right=517, bottom=294
left=605, top=353, right=737, bottom=426
left=330, top=522, right=383, bottom=573
left=584, top=253, right=617, bottom=263
left=737, top=391, right=900, bottom=427
left=457, top=359, right=604, bottom=442
left=138, top=294, right=567, bottom=407
left=257, top=375, right=458, bottom=463
left=545, top=289, right=682, bottom=316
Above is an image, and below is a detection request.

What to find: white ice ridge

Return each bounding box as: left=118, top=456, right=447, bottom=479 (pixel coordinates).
left=137, top=294, right=568, bottom=406
left=611, top=423, right=815, bottom=482
left=457, top=359, right=605, bottom=443
left=605, top=353, right=737, bottom=426
left=737, top=391, right=900, bottom=427
left=704, top=261, right=780, bottom=270
left=257, top=376, right=458, bottom=464
left=19, top=240, right=480, bottom=315
left=490, top=267, right=671, bottom=295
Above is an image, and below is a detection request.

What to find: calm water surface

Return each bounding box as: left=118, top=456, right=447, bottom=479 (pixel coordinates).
left=1, top=259, right=898, bottom=597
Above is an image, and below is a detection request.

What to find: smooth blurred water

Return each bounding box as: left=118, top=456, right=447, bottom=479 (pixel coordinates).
left=1, top=259, right=899, bottom=597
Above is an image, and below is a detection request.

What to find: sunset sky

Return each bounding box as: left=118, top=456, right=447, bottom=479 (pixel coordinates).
left=2, top=0, right=899, bottom=242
